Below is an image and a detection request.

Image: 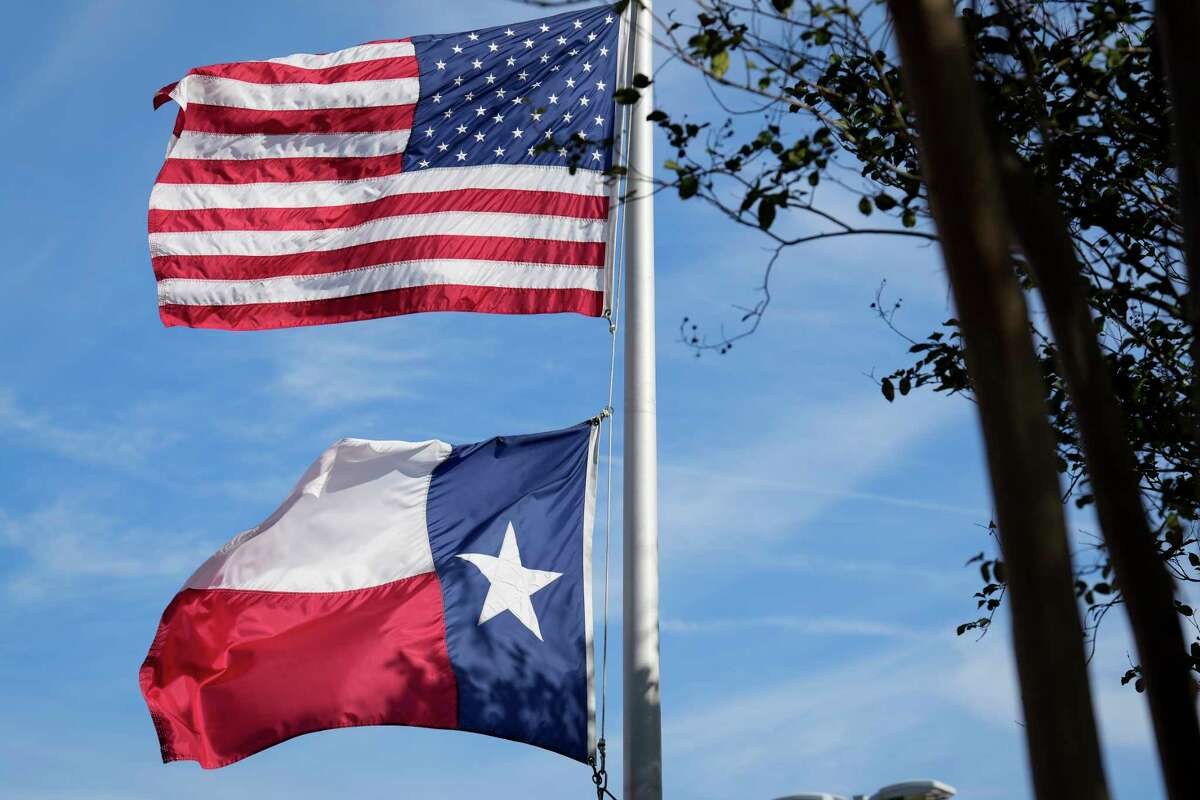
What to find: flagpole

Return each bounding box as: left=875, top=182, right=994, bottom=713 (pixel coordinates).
left=622, top=1, right=662, bottom=799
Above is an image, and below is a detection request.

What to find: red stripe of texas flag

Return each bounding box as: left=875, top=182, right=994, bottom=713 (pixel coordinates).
left=140, top=573, right=457, bottom=768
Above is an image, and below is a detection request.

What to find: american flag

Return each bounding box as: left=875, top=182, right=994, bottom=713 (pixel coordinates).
left=148, top=5, right=623, bottom=330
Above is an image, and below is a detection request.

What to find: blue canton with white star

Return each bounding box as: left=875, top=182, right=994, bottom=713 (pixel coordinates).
left=406, top=5, right=621, bottom=173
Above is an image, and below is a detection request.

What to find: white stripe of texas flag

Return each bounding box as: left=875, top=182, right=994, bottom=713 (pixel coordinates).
left=186, top=437, right=450, bottom=592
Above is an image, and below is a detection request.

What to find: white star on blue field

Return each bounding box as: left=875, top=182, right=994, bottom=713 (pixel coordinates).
left=405, top=6, right=619, bottom=172
left=458, top=521, right=563, bottom=642
left=0, top=2, right=1176, bottom=799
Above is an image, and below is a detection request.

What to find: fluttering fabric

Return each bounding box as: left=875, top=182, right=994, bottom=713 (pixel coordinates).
left=147, top=5, right=623, bottom=329
left=140, top=423, right=598, bottom=767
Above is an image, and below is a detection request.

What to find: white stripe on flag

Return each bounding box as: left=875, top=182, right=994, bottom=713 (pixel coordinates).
left=150, top=164, right=610, bottom=210
left=149, top=212, right=607, bottom=257
left=158, top=258, right=606, bottom=306
left=172, top=74, right=420, bottom=111
left=170, top=130, right=411, bottom=161
left=184, top=437, right=449, bottom=593
left=264, top=41, right=416, bottom=70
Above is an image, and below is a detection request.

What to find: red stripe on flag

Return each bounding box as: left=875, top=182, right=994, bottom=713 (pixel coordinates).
left=150, top=190, right=610, bottom=233
left=139, top=573, right=458, bottom=769
left=154, top=82, right=178, bottom=109
left=153, top=236, right=607, bottom=280
left=181, top=103, right=415, bottom=134
left=190, top=56, right=419, bottom=85
left=155, top=154, right=406, bottom=184
left=159, top=285, right=605, bottom=330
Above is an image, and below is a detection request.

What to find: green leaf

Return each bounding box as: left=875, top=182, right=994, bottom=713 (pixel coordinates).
left=614, top=88, right=641, bottom=105
left=646, top=110, right=668, bottom=123
left=632, top=73, right=652, bottom=89
left=881, top=378, right=895, bottom=402
left=678, top=174, right=699, bottom=199
left=711, top=50, right=731, bottom=79
left=874, top=193, right=898, bottom=211
left=858, top=196, right=873, bottom=215
left=770, top=0, right=794, bottom=13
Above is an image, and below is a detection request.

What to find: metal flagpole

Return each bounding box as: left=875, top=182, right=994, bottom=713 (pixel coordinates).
left=622, top=1, right=662, bottom=799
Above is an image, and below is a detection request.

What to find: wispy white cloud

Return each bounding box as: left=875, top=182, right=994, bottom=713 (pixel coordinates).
left=12, top=241, right=59, bottom=288
left=659, top=388, right=971, bottom=555
left=663, top=622, right=1159, bottom=800
left=743, top=551, right=975, bottom=593
left=941, top=617, right=1167, bottom=752
left=663, top=614, right=918, bottom=639
left=4, top=792, right=155, bottom=800
left=0, top=390, right=172, bottom=469
left=195, top=327, right=448, bottom=448
left=267, top=330, right=434, bottom=412
left=0, top=0, right=155, bottom=120
left=0, top=496, right=209, bottom=603
left=665, top=636, right=953, bottom=795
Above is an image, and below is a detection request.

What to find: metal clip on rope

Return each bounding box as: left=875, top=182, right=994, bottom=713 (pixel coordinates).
left=589, top=737, right=617, bottom=800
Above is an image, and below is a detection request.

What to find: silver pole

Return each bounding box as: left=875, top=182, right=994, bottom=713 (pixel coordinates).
left=622, top=1, right=662, bottom=799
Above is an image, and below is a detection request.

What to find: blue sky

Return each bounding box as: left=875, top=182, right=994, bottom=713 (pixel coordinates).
left=0, top=1, right=1172, bottom=798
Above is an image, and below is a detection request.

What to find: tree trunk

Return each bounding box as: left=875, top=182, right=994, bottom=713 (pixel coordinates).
left=1157, top=1, right=1200, bottom=419
left=997, top=148, right=1200, bottom=800
left=885, top=3, right=1110, bottom=799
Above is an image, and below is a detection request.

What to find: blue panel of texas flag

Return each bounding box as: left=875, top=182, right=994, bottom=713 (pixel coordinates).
left=428, top=423, right=597, bottom=759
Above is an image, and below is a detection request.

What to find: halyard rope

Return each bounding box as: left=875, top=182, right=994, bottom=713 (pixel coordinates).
left=593, top=6, right=639, bottom=797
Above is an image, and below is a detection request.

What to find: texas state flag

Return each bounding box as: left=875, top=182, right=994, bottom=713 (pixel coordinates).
left=139, top=422, right=598, bottom=768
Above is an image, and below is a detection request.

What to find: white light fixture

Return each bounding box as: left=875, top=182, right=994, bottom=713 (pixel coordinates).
left=869, top=779, right=957, bottom=800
